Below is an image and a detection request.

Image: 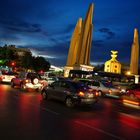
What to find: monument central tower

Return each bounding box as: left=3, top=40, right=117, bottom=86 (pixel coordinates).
left=130, top=28, right=139, bottom=75
left=64, top=3, right=94, bottom=77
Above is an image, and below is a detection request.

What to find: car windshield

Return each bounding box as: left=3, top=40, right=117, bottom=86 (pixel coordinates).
left=71, top=81, right=90, bottom=90
left=27, top=73, right=41, bottom=79
left=102, top=82, right=115, bottom=88
left=2, top=71, right=18, bottom=76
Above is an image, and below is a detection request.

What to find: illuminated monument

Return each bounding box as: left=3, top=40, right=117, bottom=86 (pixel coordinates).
left=104, top=50, right=121, bottom=74
left=64, top=3, right=94, bottom=77
left=130, top=28, right=139, bottom=83
left=130, top=28, right=139, bottom=75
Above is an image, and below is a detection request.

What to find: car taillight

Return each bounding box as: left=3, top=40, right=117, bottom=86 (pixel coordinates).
left=78, top=91, right=85, bottom=97
left=2, top=76, right=5, bottom=79
left=95, top=91, right=99, bottom=96
left=126, top=90, right=130, bottom=93
left=108, top=89, right=112, bottom=94
left=25, top=79, right=29, bottom=83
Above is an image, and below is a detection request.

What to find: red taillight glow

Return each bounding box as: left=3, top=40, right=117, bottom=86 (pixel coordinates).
left=108, top=89, right=112, bottom=94
left=126, top=90, right=130, bottom=93
left=78, top=91, right=85, bottom=97
left=123, top=99, right=139, bottom=106
left=2, top=76, right=5, bottom=79
left=25, top=79, right=29, bottom=83
left=95, top=92, right=99, bottom=96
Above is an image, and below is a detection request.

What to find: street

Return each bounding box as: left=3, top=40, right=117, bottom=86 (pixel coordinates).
left=0, top=84, right=140, bottom=140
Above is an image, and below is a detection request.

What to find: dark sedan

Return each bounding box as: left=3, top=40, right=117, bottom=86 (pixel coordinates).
left=126, top=84, right=140, bottom=99
left=41, top=80, right=99, bottom=107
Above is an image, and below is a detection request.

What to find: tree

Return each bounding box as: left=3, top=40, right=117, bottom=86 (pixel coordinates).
left=0, top=44, right=51, bottom=72
left=0, top=45, right=17, bottom=66
left=20, top=51, right=33, bottom=70
left=32, top=56, right=50, bottom=72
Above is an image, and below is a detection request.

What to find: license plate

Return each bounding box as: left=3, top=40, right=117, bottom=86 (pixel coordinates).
left=82, top=99, right=93, bottom=102
left=85, top=93, right=93, bottom=98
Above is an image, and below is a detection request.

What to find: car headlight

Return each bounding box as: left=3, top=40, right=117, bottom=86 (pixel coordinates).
left=121, top=89, right=126, bottom=93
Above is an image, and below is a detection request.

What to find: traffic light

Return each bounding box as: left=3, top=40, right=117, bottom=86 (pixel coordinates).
left=11, top=61, right=16, bottom=66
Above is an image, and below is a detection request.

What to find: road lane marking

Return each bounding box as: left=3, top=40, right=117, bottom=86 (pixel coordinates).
left=12, top=95, right=139, bottom=129
left=119, top=112, right=140, bottom=120
left=75, top=121, right=125, bottom=140
left=41, top=107, right=60, bottom=115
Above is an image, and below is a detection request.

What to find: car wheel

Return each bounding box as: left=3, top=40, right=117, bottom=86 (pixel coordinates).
left=11, top=81, right=15, bottom=88
left=65, top=97, right=74, bottom=108
left=42, top=91, right=47, bottom=100
left=98, top=90, right=105, bottom=97
left=98, top=91, right=102, bottom=96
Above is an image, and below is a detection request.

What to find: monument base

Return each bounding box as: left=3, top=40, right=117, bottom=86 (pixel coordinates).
left=64, top=64, right=94, bottom=77
left=134, top=75, right=139, bottom=84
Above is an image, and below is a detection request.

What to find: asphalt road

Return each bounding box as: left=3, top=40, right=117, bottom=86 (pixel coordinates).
left=0, top=84, right=140, bottom=140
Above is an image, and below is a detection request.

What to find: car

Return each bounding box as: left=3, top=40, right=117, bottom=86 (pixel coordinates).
left=113, top=82, right=134, bottom=93
left=45, top=77, right=69, bottom=84
left=41, top=80, right=99, bottom=107
left=77, top=79, right=121, bottom=97
left=44, top=77, right=56, bottom=85
left=11, top=72, right=48, bottom=91
left=125, top=84, right=140, bottom=99
left=40, top=71, right=56, bottom=80
left=0, top=71, right=18, bottom=83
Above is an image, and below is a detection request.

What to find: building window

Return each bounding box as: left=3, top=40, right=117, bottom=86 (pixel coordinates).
left=107, top=65, right=109, bottom=67
left=115, top=65, right=117, bottom=68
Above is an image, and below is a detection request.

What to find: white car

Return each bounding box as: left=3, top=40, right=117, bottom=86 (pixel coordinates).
left=78, top=79, right=121, bottom=98
left=0, top=71, right=18, bottom=83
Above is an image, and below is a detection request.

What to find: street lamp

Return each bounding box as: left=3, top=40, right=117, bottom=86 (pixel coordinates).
left=126, top=71, right=131, bottom=75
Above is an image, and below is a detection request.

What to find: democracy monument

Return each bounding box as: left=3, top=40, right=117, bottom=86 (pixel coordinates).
left=130, top=28, right=139, bottom=83
left=130, top=28, right=139, bottom=75
left=63, top=3, right=139, bottom=83
left=64, top=3, right=94, bottom=77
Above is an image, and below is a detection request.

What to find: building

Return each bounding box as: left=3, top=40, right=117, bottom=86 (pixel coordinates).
left=104, top=50, right=121, bottom=74
left=8, top=45, right=30, bottom=57
left=49, top=65, right=63, bottom=72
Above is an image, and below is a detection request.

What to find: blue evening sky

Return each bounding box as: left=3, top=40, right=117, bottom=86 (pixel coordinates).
left=0, top=0, right=140, bottom=66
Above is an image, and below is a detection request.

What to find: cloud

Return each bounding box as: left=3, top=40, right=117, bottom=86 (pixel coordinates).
left=99, top=28, right=115, bottom=39
left=18, top=41, right=70, bottom=66
left=90, top=38, right=134, bottom=65
left=0, top=19, right=42, bottom=34
left=63, top=24, right=75, bottom=34
left=92, top=40, right=104, bottom=47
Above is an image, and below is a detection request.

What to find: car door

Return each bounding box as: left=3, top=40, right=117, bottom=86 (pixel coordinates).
left=134, top=88, right=140, bottom=98
left=100, top=82, right=110, bottom=94
left=48, top=81, right=63, bottom=100
left=58, top=81, right=72, bottom=101
left=90, top=81, right=100, bottom=90
left=51, top=81, right=72, bottom=101
left=13, top=72, right=25, bottom=85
